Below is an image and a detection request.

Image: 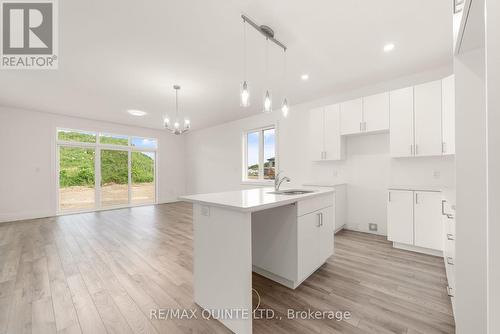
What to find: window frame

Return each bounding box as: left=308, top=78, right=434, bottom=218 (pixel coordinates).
left=55, top=128, right=158, bottom=214
left=242, top=124, right=278, bottom=185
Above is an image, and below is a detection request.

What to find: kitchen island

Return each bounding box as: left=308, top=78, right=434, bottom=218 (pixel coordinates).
left=179, top=187, right=335, bottom=334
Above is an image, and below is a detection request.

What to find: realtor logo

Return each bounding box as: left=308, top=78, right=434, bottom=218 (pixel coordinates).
left=1, top=0, right=58, bottom=69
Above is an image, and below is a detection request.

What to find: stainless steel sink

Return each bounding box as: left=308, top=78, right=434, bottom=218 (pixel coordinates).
left=268, top=189, right=315, bottom=195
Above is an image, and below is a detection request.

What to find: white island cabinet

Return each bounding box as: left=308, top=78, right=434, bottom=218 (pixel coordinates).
left=179, top=187, right=335, bottom=334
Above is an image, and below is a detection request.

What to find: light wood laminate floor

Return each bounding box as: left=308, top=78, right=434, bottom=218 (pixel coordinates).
left=0, top=202, right=455, bottom=334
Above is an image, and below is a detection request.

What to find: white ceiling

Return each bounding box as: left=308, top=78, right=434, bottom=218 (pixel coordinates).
left=0, top=0, right=453, bottom=130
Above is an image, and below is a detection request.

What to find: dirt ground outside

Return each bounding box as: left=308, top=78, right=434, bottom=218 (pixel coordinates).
left=59, top=183, right=155, bottom=211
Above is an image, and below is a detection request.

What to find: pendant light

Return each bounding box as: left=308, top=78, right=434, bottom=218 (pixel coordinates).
left=281, top=49, right=289, bottom=117
left=239, top=15, right=288, bottom=114
left=263, top=38, right=272, bottom=113
left=240, top=19, right=250, bottom=107
left=164, top=85, right=190, bottom=135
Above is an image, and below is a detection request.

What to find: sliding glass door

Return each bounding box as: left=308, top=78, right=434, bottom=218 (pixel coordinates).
left=100, top=149, right=129, bottom=207
left=57, top=129, right=157, bottom=213
left=58, top=146, right=96, bottom=211
left=131, top=151, right=156, bottom=205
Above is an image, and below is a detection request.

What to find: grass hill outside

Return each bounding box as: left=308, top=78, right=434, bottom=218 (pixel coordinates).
left=58, top=131, right=154, bottom=187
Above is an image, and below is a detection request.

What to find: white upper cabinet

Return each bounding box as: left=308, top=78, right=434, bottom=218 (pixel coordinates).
left=390, top=87, right=414, bottom=157
left=309, top=105, right=345, bottom=161
left=414, top=191, right=443, bottom=251
left=340, top=98, right=363, bottom=135
left=323, top=104, right=344, bottom=160
left=442, top=75, right=456, bottom=155
left=309, top=107, right=324, bottom=161
left=414, top=80, right=443, bottom=156
left=363, top=92, right=390, bottom=132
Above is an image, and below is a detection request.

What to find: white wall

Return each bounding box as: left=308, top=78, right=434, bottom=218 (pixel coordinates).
left=455, top=48, right=487, bottom=333
left=486, top=0, right=500, bottom=332
left=185, top=65, right=455, bottom=236
left=0, top=106, right=186, bottom=222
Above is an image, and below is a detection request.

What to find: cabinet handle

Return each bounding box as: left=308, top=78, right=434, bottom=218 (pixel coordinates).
left=441, top=200, right=447, bottom=215
left=447, top=286, right=455, bottom=297
left=317, top=213, right=322, bottom=227
left=410, top=144, right=413, bottom=155
left=388, top=191, right=391, bottom=202
left=446, top=257, right=454, bottom=265
left=447, top=233, right=455, bottom=241
left=415, top=144, right=419, bottom=155
left=320, top=212, right=323, bottom=226
left=415, top=193, right=419, bottom=204
left=323, top=151, right=327, bottom=160
left=359, top=122, right=362, bottom=132
left=442, top=142, right=447, bottom=154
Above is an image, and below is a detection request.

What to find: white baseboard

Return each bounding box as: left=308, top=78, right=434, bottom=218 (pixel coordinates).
left=0, top=210, right=55, bottom=224
left=393, top=242, right=443, bottom=257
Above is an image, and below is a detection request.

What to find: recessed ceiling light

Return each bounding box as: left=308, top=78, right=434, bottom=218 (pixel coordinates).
left=301, top=74, right=309, bottom=80
left=383, top=43, right=395, bottom=52
left=127, top=109, right=147, bottom=116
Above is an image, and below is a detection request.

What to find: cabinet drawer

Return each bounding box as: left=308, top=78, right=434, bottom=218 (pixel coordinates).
left=297, top=193, right=334, bottom=216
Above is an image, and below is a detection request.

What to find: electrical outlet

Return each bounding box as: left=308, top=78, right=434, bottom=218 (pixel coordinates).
left=201, top=206, right=210, bottom=217
left=369, top=223, right=378, bottom=232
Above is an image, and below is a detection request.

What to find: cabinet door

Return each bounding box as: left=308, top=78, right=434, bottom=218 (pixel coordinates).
left=387, top=190, right=414, bottom=245
left=414, top=80, right=442, bottom=156
left=340, top=98, right=363, bottom=135
left=390, top=87, right=414, bottom=157
left=414, top=191, right=443, bottom=250
left=309, top=108, right=324, bottom=161
left=323, top=104, right=344, bottom=160
left=442, top=75, right=455, bottom=155
left=363, top=92, right=390, bottom=132
left=319, top=206, right=334, bottom=263
left=298, top=211, right=322, bottom=280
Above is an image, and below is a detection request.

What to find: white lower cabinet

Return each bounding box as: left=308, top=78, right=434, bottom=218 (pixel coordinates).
left=252, top=194, right=335, bottom=289
left=298, top=205, right=334, bottom=283
left=387, top=190, right=414, bottom=244
left=414, top=191, right=443, bottom=250
left=387, top=189, right=443, bottom=253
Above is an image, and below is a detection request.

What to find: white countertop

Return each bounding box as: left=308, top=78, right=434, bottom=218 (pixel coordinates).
left=179, top=187, right=335, bottom=212
left=303, top=181, right=347, bottom=187
left=388, top=185, right=446, bottom=192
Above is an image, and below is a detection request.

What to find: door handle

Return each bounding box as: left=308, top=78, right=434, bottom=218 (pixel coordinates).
left=447, top=285, right=454, bottom=297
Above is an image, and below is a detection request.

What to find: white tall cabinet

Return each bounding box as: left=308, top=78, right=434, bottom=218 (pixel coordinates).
left=390, top=87, right=415, bottom=157
left=414, top=80, right=443, bottom=156
left=442, top=75, right=456, bottom=155
left=309, top=104, right=345, bottom=161
left=390, top=78, right=454, bottom=157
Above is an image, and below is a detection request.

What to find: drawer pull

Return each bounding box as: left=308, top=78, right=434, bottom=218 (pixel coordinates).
left=447, top=234, right=455, bottom=241
left=446, top=257, right=454, bottom=265
left=447, top=285, right=455, bottom=297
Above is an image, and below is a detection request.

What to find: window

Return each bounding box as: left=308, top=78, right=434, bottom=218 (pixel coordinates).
left=243, top=126, right=277, bottom=182
left=56, top=128, right=158, bottom=213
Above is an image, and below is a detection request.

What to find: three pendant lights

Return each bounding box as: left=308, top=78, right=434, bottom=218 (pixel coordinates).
left=240, top=15, right=289, bottom=117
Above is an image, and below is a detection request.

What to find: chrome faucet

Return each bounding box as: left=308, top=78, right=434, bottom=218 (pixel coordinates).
left=274, top=171, right=291, bottom=191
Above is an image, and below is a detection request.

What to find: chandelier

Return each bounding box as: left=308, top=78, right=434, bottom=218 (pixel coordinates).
left=164, top=85, right=190, bottom=135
